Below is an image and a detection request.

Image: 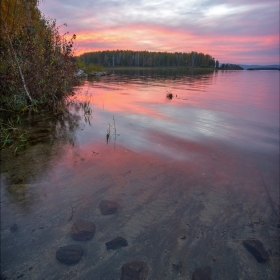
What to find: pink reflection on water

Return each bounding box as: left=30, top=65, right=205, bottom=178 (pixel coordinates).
left=72, top=70, right=279, bottom=157
left=75, top=71, right=278, bottom=124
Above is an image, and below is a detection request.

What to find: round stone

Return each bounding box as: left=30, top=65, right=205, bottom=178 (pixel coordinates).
left=100, top=200, right=118, bottom=215
left=121, top=261, right=148, bottom=280
left=56, top=244, right=83, bottom=264
left=71, top=220, right=96, bottom=241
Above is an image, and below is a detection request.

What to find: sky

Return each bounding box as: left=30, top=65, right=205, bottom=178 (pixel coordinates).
left=39, top=0, right=280, bottom=64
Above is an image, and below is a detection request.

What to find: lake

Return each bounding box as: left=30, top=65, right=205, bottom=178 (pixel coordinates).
left=1, top=69, right=279, bottom=279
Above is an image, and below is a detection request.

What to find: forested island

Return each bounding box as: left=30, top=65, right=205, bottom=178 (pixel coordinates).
left=77, top=50, right=218, bottom=69
left=218, top=63, right=243, bottom=70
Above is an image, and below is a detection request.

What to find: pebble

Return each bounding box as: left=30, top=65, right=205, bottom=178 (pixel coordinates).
left=120, top=261, right=148, bottom=280
left=192, top=266, right=212, bottom=280
left=242, top=238, right=269, bottom=262
left=105, top=237, right=128, bottom=250
left=100, top=200, right=118, bottom=215
left=71, top=220, right=96, bottom=241
left=56, top=244, right=83, bottom=264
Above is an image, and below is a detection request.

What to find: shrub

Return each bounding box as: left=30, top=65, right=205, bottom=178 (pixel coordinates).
left=0, top=0, right=78, bottom=112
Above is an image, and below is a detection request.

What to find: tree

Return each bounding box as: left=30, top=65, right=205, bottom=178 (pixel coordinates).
left=1, top=0, right=77, bottom=111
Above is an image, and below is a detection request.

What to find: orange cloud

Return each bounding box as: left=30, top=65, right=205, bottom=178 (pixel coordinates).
left=73, top=24, right=278, bottom=64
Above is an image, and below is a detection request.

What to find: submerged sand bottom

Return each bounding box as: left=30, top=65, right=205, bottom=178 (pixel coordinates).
left=1, top=138, right=279, bottom=280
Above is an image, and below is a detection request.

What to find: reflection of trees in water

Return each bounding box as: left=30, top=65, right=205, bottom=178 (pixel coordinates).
left=1, top=107, right=83, bottom=209
left=90, top=69, right=216, bottom=89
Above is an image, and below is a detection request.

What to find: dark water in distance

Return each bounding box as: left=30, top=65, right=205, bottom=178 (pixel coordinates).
left=1, top=69, right=279, bottom=279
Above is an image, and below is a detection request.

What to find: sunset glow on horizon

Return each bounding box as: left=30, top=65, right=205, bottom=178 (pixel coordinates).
left=39, top=0, right=279, bottom=65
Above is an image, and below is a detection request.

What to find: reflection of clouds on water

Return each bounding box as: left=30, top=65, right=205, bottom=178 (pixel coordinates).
left=1, top=70, right=279, bottom=280
left=77, top=70, right=279, bottom=157
left=91, top=102, right=278, bottom=160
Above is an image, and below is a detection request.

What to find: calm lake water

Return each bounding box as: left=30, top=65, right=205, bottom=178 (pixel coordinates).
left=1, top=69, right=279, bottom=279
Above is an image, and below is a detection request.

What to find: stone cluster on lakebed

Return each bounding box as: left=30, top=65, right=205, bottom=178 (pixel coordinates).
left=55, top=199, right=270, bottom=280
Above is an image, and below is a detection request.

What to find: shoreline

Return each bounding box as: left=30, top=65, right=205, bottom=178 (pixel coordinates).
left=105, top=66, right=216, bottom=71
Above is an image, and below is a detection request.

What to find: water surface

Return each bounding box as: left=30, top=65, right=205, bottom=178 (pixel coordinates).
left=1, top=69, right=279, bottom=279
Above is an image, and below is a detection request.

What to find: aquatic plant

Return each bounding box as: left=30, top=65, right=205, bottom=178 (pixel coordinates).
left=166, top=91, right=173, bottom=99
left=106, top=115, right=117, bottom=143
left=0, top=116, right=27, bottom=154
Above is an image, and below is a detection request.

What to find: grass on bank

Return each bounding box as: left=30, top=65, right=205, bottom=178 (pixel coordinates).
left=76, top=60, right=106, bottom=74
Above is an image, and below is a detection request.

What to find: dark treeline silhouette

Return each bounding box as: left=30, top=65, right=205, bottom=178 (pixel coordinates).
left=78, top=50, right=217, bottom=68
left=219, top=64, right=243, bottom=70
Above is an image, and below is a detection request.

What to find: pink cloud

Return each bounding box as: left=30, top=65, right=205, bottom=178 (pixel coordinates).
left=40, top=0, right=280, bottom=64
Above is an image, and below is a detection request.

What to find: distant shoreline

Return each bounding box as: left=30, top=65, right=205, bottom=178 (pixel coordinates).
left=247, top=68, right=280, bottom=71
left=105, top=66, right=216, bottom=71
left=104, top=66, right=279, bottom=71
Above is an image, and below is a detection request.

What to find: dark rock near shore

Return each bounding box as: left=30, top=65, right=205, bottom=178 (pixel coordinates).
left=71, top=220, right=96, bottom=241
left=105, top=236, right=128, bottom=250
left=75, top=69, right=88, bottom=77
left=100, top=200, right=118, bottom=215
left=192, top=266, right=212, bottom=280
left=88, top=71, right=108, bottom=76
left=56, top=244, right=83, bottom=264
left=242, top=238, right=269, bottom=262
left=120, top=261, right=148, bottom=280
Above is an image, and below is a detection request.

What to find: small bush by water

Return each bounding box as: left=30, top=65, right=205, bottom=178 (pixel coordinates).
left=1, top=0, right=78, bottom=113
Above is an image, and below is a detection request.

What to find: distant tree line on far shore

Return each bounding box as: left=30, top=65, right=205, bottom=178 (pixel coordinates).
left=219, top=64, right=243, bottom=70
left=77, top=50, right=218, bottom=68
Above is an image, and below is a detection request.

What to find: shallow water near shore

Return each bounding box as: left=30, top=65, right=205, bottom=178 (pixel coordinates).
left=1, top=69, right=279, bottom=279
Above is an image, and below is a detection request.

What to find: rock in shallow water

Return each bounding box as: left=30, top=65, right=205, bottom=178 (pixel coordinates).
left=242, top=238, right=269, bottom=263
left=71, top=220, right=96, bottom=241
left=120, top=261, right=148, bottom=280
left=105, top=237, right=128, bottom=250
left=10, top=223, right=18, bottom=233
left=192, top=266, right=212, bottom=280
left=56, top=244, right=83, bottom=264
left=100, top=200, right=118, bottom=215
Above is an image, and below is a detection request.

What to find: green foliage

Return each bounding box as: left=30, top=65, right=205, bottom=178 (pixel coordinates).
left=0, top=116, right=27, bottom=153
left=0, top=0, right=78, bottom=112
left=76, top=58, right=85, bottom=69
left=83, top=63, right=105, bottom=73
left=219, top=63, right=243, bottom=70
left=78, top=50, right=216, bottom=68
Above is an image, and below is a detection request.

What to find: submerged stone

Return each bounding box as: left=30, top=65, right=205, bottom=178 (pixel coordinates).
left=105, top=237, right=128, bottom=250
left=172, top=261, right=183, bottom=276
left=71, top=220, right=95, bottom=241
left=10, top=223, right=18, bottom=233
left=192, top=266, right=212, bottom=280
left=121, top=261, right=148, bottom=280
left=242, top=238, right=269, bottom=262
left=56, top=244, right=83, bottom=264
left=100, top=200, right=118, bottom=215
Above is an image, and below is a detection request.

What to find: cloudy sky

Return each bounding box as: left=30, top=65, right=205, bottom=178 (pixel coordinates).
left=39, top=0, right=279, bottom=64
